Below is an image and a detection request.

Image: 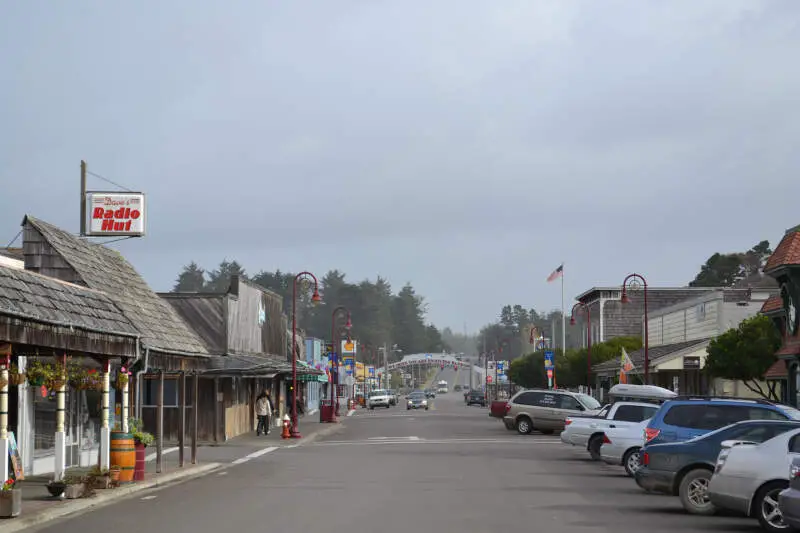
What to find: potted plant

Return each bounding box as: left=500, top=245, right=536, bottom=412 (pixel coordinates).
left=114, top=368, right=130, bottom=390
left=88, top=467, right=111, bottom=489
left=130, top=418, right=153, bottom=482
left=109, top=465, right=121, bottom=483
left=8, top=364, right=25, bottom=386
left=25, top=360, right=48, bottom=387
left=0, top=478, right=21, bottom=518
left=63, top=475, right=85, bottom=499
left=46, top=480, right=65, bottom=498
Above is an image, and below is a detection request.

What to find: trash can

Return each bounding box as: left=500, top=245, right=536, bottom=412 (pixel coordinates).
left=320, top=399, right=334, bottom=423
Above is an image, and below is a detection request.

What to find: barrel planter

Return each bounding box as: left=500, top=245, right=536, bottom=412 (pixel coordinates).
left=109, top=432, right=136, bottom=484
left=0, top=489, right=21, bottom=518
left=134, top=442, right=146, bottom=482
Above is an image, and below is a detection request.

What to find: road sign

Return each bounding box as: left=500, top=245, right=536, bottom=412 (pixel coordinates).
left=544, top=351, right=554, bottom=370
left=369, top=367, right=375, bottom=376
left=497, top=362, right=504, bottom=374
left=546, top=369, right=553, bottom=378
left=487, top=375, right=493, bottom=384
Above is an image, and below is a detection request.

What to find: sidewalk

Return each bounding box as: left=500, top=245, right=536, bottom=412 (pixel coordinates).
left=2, top=414, right=348, bottom=530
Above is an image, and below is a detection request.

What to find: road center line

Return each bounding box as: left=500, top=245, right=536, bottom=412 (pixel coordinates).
left=232, top=446, right=278, bottom=464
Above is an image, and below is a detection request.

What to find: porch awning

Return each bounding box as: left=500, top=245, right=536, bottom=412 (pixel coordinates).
left=592, top=338, right=711, bottom=377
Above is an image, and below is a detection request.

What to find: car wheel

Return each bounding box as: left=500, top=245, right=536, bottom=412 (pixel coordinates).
left=588, top=435, right=604, bottom=461
left=623, top=448, right=641, bottom=477
left=516, top=416, right=533, bottom=435
left=754, top=480, right=791, bottom=532
left=678, top=468, right=716, bottom=516
left=425, top=407, right=429, bottom=410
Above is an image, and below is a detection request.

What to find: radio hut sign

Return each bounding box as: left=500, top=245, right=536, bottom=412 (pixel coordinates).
left=86, top=192, right=146, bottom=237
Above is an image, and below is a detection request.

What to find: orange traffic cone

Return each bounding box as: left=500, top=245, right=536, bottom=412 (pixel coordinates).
left=281, top=414, right=291, bottom=439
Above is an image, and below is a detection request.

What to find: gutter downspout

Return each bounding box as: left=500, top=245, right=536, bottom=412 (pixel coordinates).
left=136, top=347, right=150, bottom=421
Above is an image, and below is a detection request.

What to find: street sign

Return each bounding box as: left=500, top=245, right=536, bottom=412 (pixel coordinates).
left=497, top=362, right=504, bottom=374
left=544, top=351, right=554, bottom=370
left=487, top=376, right=493, bottom=384
left=546, top=369, right=553, bottom=378
left=369, top=367, right=375, bottom=376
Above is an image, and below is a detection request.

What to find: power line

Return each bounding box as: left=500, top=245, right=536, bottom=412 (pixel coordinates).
left=5, top=230, right=21, bottom=248
left=86, top=170, right=134, bottom=192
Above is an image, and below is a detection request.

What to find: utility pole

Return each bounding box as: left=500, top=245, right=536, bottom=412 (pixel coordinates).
left=80, top=160, right=87, bottom=236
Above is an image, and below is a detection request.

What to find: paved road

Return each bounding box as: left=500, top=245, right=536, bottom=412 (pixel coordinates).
left=33, top=393, right=760, bottom=533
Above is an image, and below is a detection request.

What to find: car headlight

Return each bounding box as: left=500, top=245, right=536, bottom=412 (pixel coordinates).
left=422, top=400, right=427, bottom=405
left=407, top=400, right=412, bottom=405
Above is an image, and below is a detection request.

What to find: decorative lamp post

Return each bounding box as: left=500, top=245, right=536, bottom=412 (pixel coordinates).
left=330, top=306, right=352, bottom=421
left=570, top=302, right=592, bottom=392
left=291, top=271, right=321, bottom=438
left=620, top=273, right=649, bottom=384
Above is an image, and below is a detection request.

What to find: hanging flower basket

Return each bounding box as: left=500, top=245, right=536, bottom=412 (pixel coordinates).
left=0, top=377, right=7, bottom=390
left=114, top=369, right=129, bottom=390
left=8, top=371, right=25, bottom=386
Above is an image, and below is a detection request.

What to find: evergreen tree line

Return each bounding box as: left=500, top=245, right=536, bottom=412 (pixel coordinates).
left=172, top=260, right=447, bottom=364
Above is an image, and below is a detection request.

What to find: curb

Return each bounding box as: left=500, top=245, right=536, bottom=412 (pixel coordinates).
left=5, top=463, right=221, bottom=533
left=277, top=421, right=346, bottom=447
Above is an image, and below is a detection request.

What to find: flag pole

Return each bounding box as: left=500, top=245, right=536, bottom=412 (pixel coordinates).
left=561, top=262, right=566, bottom=364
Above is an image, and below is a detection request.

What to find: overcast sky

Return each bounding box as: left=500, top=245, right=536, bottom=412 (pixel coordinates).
left=2, top=1, right=799, bottom=333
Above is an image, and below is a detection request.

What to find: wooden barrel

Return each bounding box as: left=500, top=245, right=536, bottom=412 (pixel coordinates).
left=110, top=432, right=136, bottom=483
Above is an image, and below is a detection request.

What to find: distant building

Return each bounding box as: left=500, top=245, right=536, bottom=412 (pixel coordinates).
left=574, top=286, right=720, bottom=346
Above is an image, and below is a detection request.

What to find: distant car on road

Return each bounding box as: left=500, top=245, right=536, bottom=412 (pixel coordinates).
left=424, top=389, right=436, bottom=399
left=466, top=390, right=486, bottom=407
left=454, top=384, right=462, bottom=391
left=387, top=390, right=398, bottom=406
left=368, top=389, right=392, bottom=410
left=407, top=391, right=429, bottom=411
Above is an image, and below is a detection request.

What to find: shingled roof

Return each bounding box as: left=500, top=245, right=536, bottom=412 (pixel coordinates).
left=22, top=216, right=208, bottom=357
left=0, top=264, right=137, bottom=335
left=765, top=225, right=800, bottom=273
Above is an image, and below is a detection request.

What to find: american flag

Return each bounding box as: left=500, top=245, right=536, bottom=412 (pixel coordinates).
left=546, top=264, right=564, bottom=283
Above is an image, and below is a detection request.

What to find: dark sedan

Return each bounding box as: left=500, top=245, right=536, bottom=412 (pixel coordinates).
left=466, top=390, right=486, bottom=407
left=406, top=392, right=429, bottom=410
left=636, top=419, right=800, bottom=516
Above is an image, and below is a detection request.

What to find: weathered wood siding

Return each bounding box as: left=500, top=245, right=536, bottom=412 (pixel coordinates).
left=22, top=225, right=83, bottom=284
left=226, top=278, right=286, bottom=356
left=649, top=298, right=721, bottom=346
left=161, top=295, right=226, bottom=354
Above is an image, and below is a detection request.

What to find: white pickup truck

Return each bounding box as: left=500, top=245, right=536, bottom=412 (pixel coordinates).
left=560, top=401, right=660, bottom=460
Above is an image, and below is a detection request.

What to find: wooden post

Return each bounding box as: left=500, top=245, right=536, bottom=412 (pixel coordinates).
left=156, top=370, right=164, bottom=473
left=179, top=371, right=186, bottom=468
left=191, top=373, right=199, bottom=464
left=213, top=377, right=220, bottom=443
left=100, top=360, right=111, bottom=469
left=80, top=160, right=87, bottom=236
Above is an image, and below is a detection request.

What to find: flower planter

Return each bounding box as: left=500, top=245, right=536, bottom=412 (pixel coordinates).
left=134, top=442, right=146, bottom=482
left=64, top=484, right=85, bottom=499
left=0, top=489, right=22, bottom=518
left=46, top=482, right=65, bottom=498
left=90, top=476, right=111, bottom=489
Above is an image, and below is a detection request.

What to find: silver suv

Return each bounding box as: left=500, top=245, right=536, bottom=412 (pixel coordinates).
left=503, top=389, right=602, bottom=435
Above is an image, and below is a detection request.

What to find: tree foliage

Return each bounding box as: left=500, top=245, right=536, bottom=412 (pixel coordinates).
left=690, top=240, right=772, bottom=288
left=705, top=314, right=782, bottom=400
left=172, top=261, right=447, bottom=363
left=504, top=336, right=642, bottom=389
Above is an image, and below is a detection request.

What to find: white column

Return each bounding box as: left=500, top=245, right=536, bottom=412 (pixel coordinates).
left=0, top=359, right=9, bottom=483
left=100, top=361, right=111, bottom=469
left=54, top=360, right=66, bottom=481
left=122, top=375, right=129, bottom=433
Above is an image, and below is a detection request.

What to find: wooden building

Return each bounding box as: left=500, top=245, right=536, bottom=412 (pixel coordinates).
left=592, top=288, right=777, bottom=398
left=0, top=261, right=139, bottom=477
left=763, top=225, right=800, bottom=407
left=20, top=216, right=210, bottom=443
left=160, top=276, right=324, bottom=442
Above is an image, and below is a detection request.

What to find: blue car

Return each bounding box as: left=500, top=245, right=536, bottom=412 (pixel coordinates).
left=636, top=419, right=800, bottom=515
left=643, top=397, right=800, bottom=447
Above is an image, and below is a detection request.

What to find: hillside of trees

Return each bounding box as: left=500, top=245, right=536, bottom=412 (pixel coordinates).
left=689, top=240, right=776, bottom=288
left=172, top=260, right=447, bottom=363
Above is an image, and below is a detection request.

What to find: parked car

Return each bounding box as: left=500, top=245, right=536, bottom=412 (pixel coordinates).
left=368, top=389, right=392, bottom=409
left=406, top=391, right=429, bottom=410
left=600, top=419, right=650, bottom=477
left=636, top=420, right=800, bottom=516
left=778, top=456, right=800, bottom=530
left=643, top=397, right=800, bottom=446
left=503, top=389, right=602, bottom=435
left=424, top=389, right=436, bottom=399
left=709, top=427, right=800, bottom=532
left=466, top=390, right=486, bottom=407
left=561, top=401, right=661, bottom=460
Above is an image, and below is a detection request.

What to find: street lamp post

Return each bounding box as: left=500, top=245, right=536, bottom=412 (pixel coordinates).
left=620, top=273, right=649, bottom=384
left=330, top=306, right=352, bottom=421
left=570, top=302, right=592, bottom=393
left=291, top=271, right=321, bottom=438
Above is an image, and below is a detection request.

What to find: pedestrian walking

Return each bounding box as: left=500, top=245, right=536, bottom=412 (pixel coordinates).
left=255, top=390, right=272, bottom=436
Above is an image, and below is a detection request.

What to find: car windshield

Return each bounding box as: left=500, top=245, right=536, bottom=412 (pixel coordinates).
left=576, top=394, right=602, bottom=410
left=370, top=390, right=388, bottom=397
left=779, top=406, right=800, bottom=420
left=409, top=393, right=425, bottom=400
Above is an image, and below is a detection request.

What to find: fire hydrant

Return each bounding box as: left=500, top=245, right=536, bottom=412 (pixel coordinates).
left=281, top=414, right=291, bottom=439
